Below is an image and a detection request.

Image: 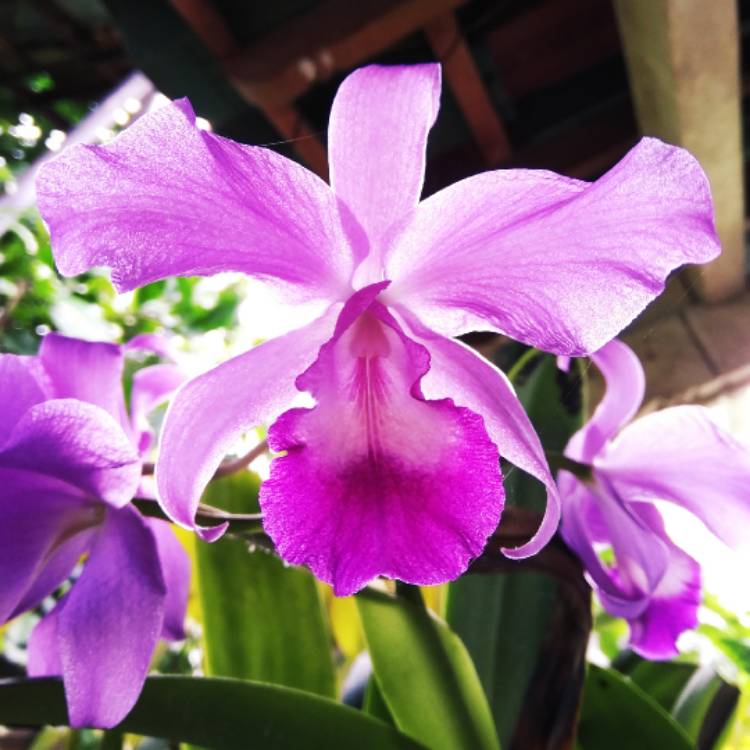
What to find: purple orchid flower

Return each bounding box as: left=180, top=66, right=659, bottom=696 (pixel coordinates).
left=558, top=340, right=750, bottom=659
left=36, top=64, right=719, bottom=596
left=0, top=333, right=188, bottom=727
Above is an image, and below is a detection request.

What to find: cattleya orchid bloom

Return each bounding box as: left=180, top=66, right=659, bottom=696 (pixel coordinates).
left=37, top=64, right=720, bottom=595
left=0, top=333, right=188, bottom=727
left=558, top=340, right=750, bottom=658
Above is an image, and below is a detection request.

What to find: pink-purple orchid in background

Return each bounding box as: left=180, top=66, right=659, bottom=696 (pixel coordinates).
left=559, top=340, right=750, bottom=659
left=0, top=333, right=188, bottom=727
left=36, top=63, right=720, bottom=596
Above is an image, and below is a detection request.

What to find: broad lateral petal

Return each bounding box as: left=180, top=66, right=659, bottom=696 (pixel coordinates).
left=40, top=334, right=130, bottom=432
left=329, top=64, right=440, bottom=254
left=55, top=505, right=166, bottom=728
left=27, top=605, right=63, bottom=677
left=597, top=405, right=750, bottom=548
left=0, top=354, right=46, bottom=447
left=625, top=504, right=700, bottom=660
left=410, top=331, right=560, bottom=558
left=156, top=309, right=338, bottom=539
left=386, top=138, right=719, bottom=355
left=565, top=339, right=645, bottom=463
left=147, top=519, right=190, bottom=641
left=0, top=468, right=95, bottom=623
left=0, top=400, right=141, bottom=507
left=260, top=295, right=503, bottom=596
left=37, top=99, right=357, bottom=299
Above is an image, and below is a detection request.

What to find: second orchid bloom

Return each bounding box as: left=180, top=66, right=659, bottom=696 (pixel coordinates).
left=559, top=340, right=750, bottom=659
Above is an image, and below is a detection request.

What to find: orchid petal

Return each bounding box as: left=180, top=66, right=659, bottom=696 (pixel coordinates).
left=386, top=138, right=719, bottom=355
left=0, top=354, right=46, bottom=447
left=329, top=64, right=440, bottom=254
left=561, top=471, right=670, bottom=618
left=0, top=400, right=141, bottom=507
left=130, top=363, right=185, bottom=454
left=49, top=505, right=166, bottom=728
left=147, top=519, right=190, bottom=641
left=39, top=333, right=129, bottom=432
left=37, top=99, right=357, bottom=299
left=260, top=291, right=503, bottom=595
left=27, top=606, right=62, bottom=677
left=559, top=471, right=699, bottom=657
left=565, top=339, right=645, bottom=463
left=409, top=330, right=560, bottom=558
left=0, top=468, right=94, bottom=623
left=124, top=332, right=174, bottom=359
left=625, top=504, right=700, bottom=660
left=597, top=405, right=750, bottom=548
left=156, top=309, right=338, bottom=539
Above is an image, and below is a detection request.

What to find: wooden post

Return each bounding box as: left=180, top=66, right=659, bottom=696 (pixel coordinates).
left=614, top=0, right=745, bottom=302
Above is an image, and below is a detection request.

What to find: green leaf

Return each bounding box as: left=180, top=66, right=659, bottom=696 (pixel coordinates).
left=671, top=665, right=739, bottom=748
left=364, top=676, right=395, bottom=726
left=446, top=355, right=588, bottom=747
left=196, top=473, right=335, bottom=697
left=577, top=666, right=693, bottom=749
left=0, top=676, right=424, bottom=750
left=626, top=660, right=697, bottom=711
left=356, top=588, right=500, bottom=750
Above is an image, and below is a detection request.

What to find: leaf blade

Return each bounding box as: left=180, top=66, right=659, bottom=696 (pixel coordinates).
left=357, top=588, right=500, bottom=750
left=0, top=676, right=424, bottom=750
left=196, top=472, right=335, bottom=696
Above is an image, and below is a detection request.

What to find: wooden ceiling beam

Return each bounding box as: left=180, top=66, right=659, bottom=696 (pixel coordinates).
left=169, top=0, right=328, bottom=178
left=425, top=12, right=510, bottom=165
left=224, top=0, right=465, bottom=108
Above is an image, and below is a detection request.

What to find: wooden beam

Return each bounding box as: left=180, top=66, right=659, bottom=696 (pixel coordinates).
left=614, top=0, right=745, bottom=302
left=424, top=13, right=511, bottom=166
left=169, top=0, right=328, bottom=178
left=224, top=0, right=464, bottom=108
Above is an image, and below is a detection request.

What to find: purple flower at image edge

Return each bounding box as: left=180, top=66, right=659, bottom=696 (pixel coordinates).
left=36, top=63, right=720, bottom=596
left=558, top=340, right=750, bottom=659
left=0, top=334, right=188, bottom=727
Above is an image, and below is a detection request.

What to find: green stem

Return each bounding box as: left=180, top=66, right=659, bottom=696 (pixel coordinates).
left=546, top=452, right=592, bottom=481
left=507, top=347, right=543, bottom=383
left=132, top=498, right=265, bottom=537
left=576, top=355, right=591, bottom=424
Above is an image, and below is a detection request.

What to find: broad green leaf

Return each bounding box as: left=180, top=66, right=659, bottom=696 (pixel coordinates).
left=700, top=622, right=750, bottom=675
left=671, top=665, right=739, bottom=747
left=0, top=676, right=423, bottom=750
left=626, top=660, right=697, bottom=711
left=364, top=676, right=395, bottom=726
left=356, top=588, right=500, bottom=750
left=577, top=666, right=693, bottom=749
left=196, top=472, right=335, bottom=697
left=447, top=355, right=587, bottom=747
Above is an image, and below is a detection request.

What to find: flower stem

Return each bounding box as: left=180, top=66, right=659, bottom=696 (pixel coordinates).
left=507, top=347, right=543, bottom=383
left=141, top=440, right=268, bottom=478
left=213, top=440, right=269, bottom=478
